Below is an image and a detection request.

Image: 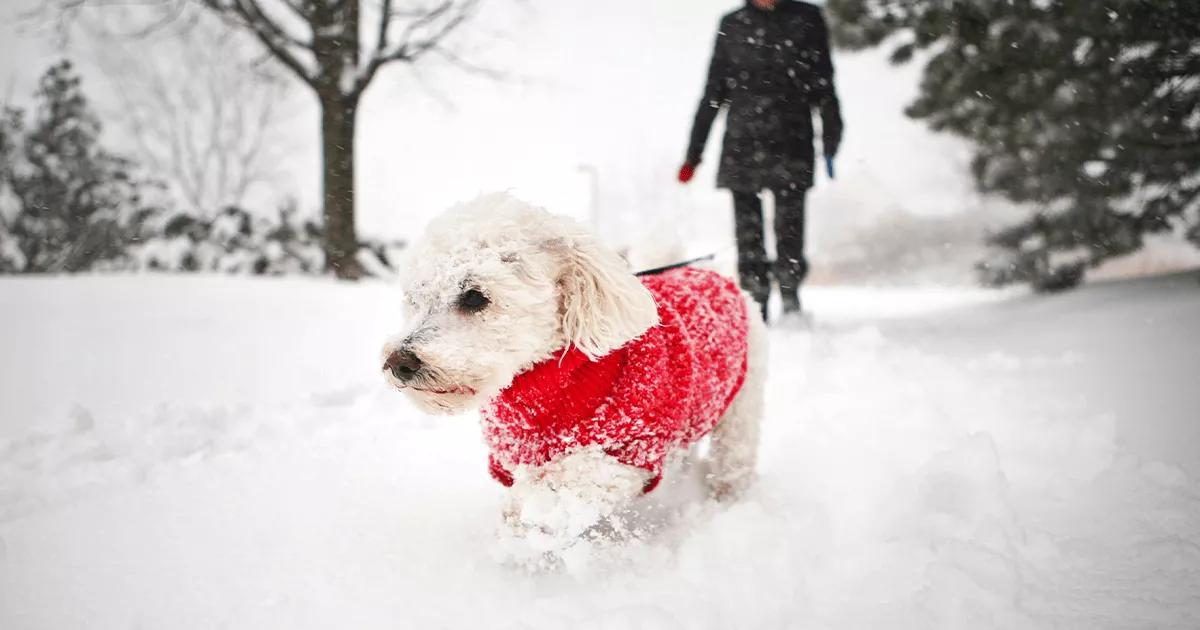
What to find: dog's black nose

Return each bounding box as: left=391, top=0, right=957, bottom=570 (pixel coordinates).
left=384, top=349, right=422, bottom=382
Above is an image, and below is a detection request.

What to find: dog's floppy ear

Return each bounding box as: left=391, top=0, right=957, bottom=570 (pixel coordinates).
left=546, top=226, right=659, bottom=360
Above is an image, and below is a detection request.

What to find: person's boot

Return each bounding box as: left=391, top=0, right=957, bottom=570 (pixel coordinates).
left=747, top=284, right=770, bottom=323
left=777, top=288, right=813, bottom=328
left=739, top=261, right=771, bottom=323
left=781, top=291, right=801, bottom=315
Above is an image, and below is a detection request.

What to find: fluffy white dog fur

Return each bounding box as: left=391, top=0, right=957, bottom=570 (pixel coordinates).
left=382, top=192, right=766, bottom=548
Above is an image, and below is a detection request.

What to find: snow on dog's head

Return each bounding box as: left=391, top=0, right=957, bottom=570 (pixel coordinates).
left=381, top=192, right=659, bottom=414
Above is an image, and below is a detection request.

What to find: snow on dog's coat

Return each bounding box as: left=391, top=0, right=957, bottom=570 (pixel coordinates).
left=382, top=192, right=766, bottom=552
left=483, top=267, right=750, bottom=495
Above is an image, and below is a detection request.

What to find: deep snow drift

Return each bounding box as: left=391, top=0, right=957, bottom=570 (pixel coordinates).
left=2, top=272, right=1199, bottom=629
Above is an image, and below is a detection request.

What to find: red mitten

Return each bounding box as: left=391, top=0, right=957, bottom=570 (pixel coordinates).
left=677, top=162, right=696, bottom=183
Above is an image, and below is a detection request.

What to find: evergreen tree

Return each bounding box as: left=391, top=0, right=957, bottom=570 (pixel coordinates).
left=0, top=61, right=148, bottom=272
left=826, top=0, right=1200, bottom=291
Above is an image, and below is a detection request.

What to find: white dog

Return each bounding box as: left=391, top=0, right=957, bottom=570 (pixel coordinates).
left=382, top=193, right=766, bottom=550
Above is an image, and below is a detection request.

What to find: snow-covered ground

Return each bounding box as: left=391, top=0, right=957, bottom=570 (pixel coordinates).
left=2, top=271, right=1198, bottom=629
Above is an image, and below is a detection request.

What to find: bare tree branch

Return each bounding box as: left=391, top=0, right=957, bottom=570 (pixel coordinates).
left=432, top=46, right=508, bottom=81
left=278, top=0, right=311, bottom=20
left=371, top=0, right=394, bottom=71
left=196, top=0, right=317, bottom=89
left=395, top=0, right=455, bottom=51
left=353, top=0, right=480, bottom=97
left=114, top=0, right=189, bottom=39
left=97, top=17, right=290, bottom=214
left=356, top=1, right=455, bottom=91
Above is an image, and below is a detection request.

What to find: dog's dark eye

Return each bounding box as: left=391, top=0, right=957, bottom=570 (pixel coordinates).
left=457, top=288, right=490, bottom=313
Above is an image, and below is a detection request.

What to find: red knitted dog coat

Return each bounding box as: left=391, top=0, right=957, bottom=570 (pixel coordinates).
left=481, top=267, right=750, bottom=493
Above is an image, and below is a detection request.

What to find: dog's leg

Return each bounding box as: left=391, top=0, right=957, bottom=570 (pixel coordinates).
left=708, top=295, right=768, bottom=500
left=502, top=447, right=650, bottom=545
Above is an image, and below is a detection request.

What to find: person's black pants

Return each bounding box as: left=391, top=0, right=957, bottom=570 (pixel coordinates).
left=731, top=187, right=808, bottom=310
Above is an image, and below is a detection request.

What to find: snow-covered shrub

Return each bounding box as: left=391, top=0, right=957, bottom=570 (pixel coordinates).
left=127, top=202, right=403, bottom=276
left=0, top=192, right=405, bottom=277
left=977, top=247, right=1086, bottom=294
left=0, top=226, right=25, bottom=273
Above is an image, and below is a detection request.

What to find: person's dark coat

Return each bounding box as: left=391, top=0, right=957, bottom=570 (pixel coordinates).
left=686, top=0, right=843, bottom=192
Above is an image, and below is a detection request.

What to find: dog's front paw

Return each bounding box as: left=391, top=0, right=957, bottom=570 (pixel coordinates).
left=495, top=500, right=575, bottom=572
left=495, top=482, right=617, bottom=573
left=506, top=482, right=606, bottom=541
left=493, top=451, right=650, bottom=570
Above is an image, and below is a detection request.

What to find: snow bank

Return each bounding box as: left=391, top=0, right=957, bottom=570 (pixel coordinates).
left=2, top=273, right=1199, bottom=629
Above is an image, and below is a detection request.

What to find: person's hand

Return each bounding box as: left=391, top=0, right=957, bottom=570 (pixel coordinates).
left=823, top=130, right=841, bottom=159
left=677, top=162, right=697, bottom=183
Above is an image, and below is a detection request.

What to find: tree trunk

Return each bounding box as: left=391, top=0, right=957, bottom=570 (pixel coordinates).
left=319, top=94, right=363, bottom=280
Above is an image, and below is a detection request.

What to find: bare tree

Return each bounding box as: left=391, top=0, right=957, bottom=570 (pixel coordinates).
left=48, top=0, right=485, bottom=278
left=98, top=17, right=291, bottom=216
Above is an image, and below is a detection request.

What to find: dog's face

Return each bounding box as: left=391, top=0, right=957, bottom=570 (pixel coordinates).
left=382, top=193, right=659, bottom=415
left=382, top=243, right=562, bottom=414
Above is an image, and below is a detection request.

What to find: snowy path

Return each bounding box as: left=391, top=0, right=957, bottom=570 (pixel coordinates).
left=2, top=274, right=1199, bottom=629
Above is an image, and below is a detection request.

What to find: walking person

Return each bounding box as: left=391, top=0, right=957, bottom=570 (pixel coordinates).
left=678, top=0, right=843, bottom=322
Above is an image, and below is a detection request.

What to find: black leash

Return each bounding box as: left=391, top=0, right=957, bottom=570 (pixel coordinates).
left=634, top=253, right=717, bottom=277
